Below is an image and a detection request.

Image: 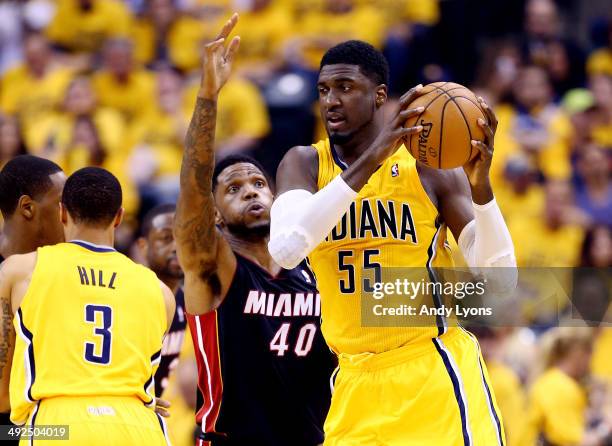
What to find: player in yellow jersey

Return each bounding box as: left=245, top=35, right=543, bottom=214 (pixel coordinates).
left=0, top=167, right=175, bottom=445
left=269, top=41, right=518, bottom=445
left=0, top=155, right=66, bottom=446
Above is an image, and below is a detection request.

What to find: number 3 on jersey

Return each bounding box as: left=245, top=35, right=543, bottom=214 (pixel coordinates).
left=84, top=304, right=113, bottom=365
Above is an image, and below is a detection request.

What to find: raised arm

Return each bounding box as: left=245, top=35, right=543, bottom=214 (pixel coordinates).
left=174, top=14, right=240, bottom=315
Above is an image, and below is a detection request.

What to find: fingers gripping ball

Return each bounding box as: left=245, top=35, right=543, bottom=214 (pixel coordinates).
left=404, top=82, right=487, bottom=169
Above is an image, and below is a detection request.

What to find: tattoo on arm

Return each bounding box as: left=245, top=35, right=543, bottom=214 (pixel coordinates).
left=0, top=297, right=13, bottom=378
left=175, top=97, right=219, bottom=268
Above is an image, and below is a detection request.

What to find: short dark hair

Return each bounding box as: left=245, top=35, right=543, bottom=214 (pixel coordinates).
left=0, top=155, right=62, bottom=217
left=320, top=40, right=389, bottom=86
left=141, top=203, right=176, bottom=237
left=61, top=167, right=122, bottom=227
left=212, top=154, right=270, bottom=191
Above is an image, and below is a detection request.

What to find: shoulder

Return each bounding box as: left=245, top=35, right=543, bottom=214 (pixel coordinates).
left=0, top=251, right=37, bottom=281
left=276, top=145, right=319, bottom=194
left=281, top=145, right=318, bottom=166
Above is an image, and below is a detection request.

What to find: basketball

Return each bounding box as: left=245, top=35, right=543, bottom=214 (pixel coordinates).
left=404, top=82, right=487, bottom=169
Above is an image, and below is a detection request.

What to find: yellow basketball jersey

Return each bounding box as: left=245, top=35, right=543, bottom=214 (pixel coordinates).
left=10, top=241, right=167, bottom=425
left=309, top=139, right=455, bottom=355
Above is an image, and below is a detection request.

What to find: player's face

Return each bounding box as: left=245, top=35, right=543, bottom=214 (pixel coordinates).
left=36, top=172, right=66, bottom=246
left=214, top=163, right=273, bottom=236
left=146, top=212, right=183, bottom=279
left=317, top=64, right=379, bottom=145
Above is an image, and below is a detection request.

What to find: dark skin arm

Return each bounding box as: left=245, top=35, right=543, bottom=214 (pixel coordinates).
left=276, top=86, right=426, bottom=195
left=174, top=14, right=241, bottom=315
left=421, top=97, right=498, bottom=241
left=0, top=260, right=14, bottom=413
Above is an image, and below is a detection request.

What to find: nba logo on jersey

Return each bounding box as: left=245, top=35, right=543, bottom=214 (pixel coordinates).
left=391, top=163, right=399, bottom=177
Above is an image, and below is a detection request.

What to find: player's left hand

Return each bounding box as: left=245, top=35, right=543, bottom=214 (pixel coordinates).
left=463, top=97, right=497, bottom=188
left=155, top=398, right=171, bottom=418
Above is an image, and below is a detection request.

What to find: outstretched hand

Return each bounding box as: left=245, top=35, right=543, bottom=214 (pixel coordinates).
left=463, top=97, right=498, bottom=189
left=199, top=13, right=241, bottom=100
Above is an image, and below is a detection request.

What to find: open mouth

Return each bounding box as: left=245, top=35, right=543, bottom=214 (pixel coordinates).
left=326, top=113, right=346, bottom=130
left=246, top=202, right=265, bottom=215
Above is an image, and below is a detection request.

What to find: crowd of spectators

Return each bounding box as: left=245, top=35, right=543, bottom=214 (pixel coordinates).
left=0, top=0, right=610, bottom=445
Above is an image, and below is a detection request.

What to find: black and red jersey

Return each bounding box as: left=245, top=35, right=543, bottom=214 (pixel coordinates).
left=188, top=254, right=335, bottom=446
left=155, top=287, right=186, bottom=396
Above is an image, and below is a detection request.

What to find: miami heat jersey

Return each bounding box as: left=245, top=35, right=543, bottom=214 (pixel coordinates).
left=154, top=287, right=186, bottom=396
left=10, top=241, right=167, bottom=425
left=188, top=254, right=335, bottom=446
left=309, top=139, right=455, bottom=355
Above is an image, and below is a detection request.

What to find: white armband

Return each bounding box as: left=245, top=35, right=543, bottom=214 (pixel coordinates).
left=268, top=175, right=357, bottom=269
left=458, top=198, right=517, bottom=293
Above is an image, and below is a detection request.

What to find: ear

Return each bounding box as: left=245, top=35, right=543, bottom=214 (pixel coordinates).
left=113, top=207, right=124, bottom=228
left=59, top=202, right=68, bottom=225
left=18, top=195, right=35, bottom=220
left=375, top=85, right=388, bottom=108
left=214, top=208, right=224, bottom=227
left=136, top=237, right=148, bottom=259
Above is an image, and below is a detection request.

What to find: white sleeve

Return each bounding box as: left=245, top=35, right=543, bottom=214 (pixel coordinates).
left=268, top=175, right=357, bottom=269
left=458, top=198, right=517, bottom=293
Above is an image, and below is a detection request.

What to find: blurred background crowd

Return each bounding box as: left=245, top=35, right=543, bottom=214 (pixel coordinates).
left=0, top=0, right=610, bottom=445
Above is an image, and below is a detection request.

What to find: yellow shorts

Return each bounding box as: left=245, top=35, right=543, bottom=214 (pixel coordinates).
left=324, top=328, right=506, bottom=446
left=19, top=396, right=169, bottom=446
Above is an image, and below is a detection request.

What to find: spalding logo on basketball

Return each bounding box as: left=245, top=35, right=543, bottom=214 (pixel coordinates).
left=404, top=82, right=486, bottom=169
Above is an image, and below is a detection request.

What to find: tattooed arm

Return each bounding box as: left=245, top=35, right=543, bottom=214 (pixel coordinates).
left=0, top=253, right=36, bottom=412
left=174, top=14, right=241, bottom=315
left=0, top=259, right=14, bottom=412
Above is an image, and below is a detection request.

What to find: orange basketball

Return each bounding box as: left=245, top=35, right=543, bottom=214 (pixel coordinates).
left=404, top=82, right=487, bottom=169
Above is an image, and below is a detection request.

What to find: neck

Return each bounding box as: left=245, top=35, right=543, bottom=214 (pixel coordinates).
left=333, top=114, right=384, bottom=165
left=1, top=222, right=39, bottom=257
left=68, top=227, right=114, bottom=248
left=224, top=230, right=280, bottom=274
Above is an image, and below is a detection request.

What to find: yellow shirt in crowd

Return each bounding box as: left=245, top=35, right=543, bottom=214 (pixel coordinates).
left=495, top=185, right=545, bottom=226
left=591, top=327, right=612, bottom=383
left=296, top=5, right=386, bottom=69
left=356, top=0, right=439, bottom=27
left=228, top=4, right=294, bottom=69
left=522, top=367, right=587, bottom=446
left=28, top=108, right=138, bottom=217
left=486, top=360, right=526, bottom=446
left=132, top=15, right=214, bottom=73
left=587, top=48, right=612, bottom=76
left=92, top=70, right=156, bottom=123
left=509, top=217, right=584, bottom=267
left=492, top=104, right=573, bottom=186
left=128, top=108, right=186, bottom=178
left=0, top=65, right=74, bottom=150
left=45, top=0, right=132, bottom=52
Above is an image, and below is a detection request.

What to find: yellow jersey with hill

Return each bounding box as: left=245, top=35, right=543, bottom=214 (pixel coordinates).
left=10, top=241, right=167, bottom=425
